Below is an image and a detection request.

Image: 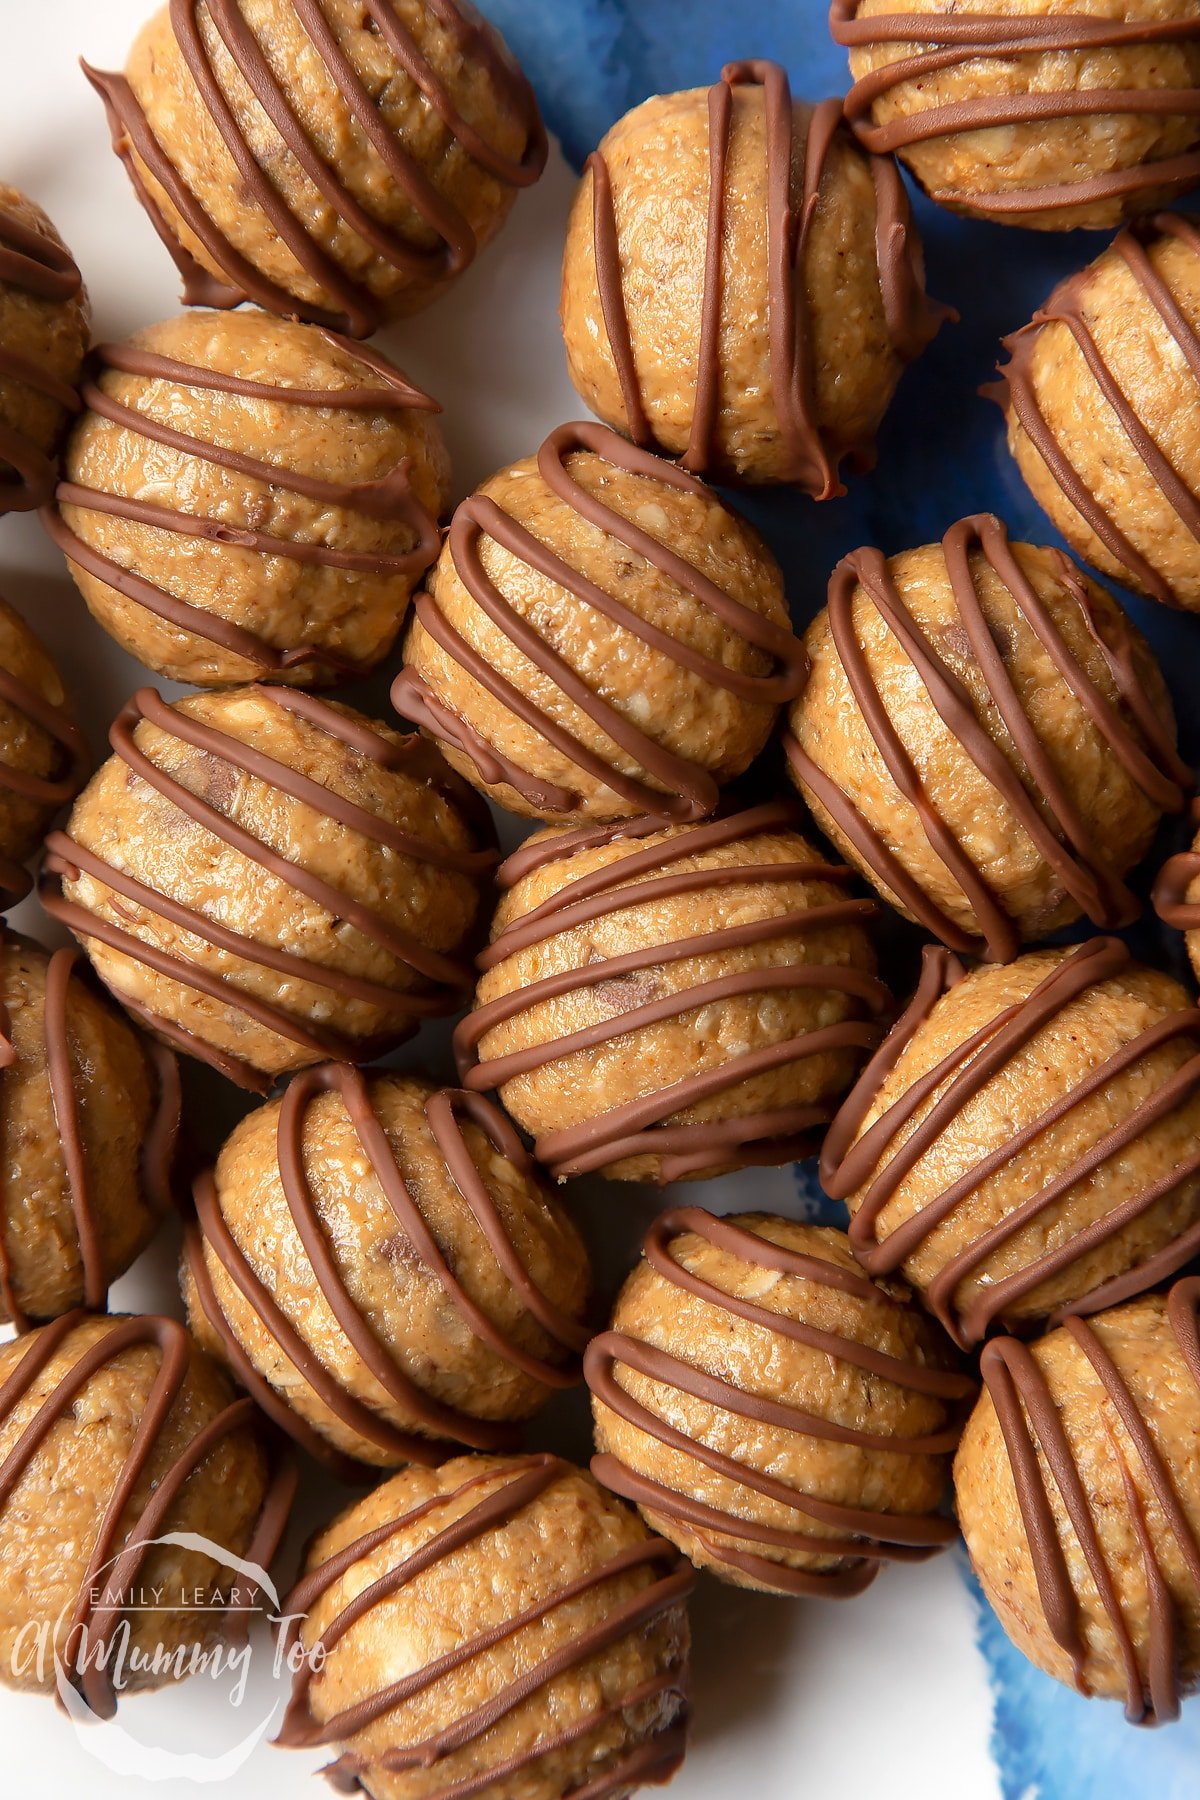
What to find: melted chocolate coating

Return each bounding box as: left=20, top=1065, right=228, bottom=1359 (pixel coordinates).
left=978, top=1277, right=1200, bottom=1725
left=586, top=1207, right=972, bottom=1598
left=392, top=420, right=807, bottom=819
left=85, top=0, right=546, bottom=337
left=43, top=333, right=441, bottom=679
left=455, top=801, right=891, bottom=1182
left=1153, top=796, right=1200, bottom=932
left=0, top=650, right=88, bottom=904
left=586, top=59, right=946, bottom=495
left=783, top=513, right=1189, bottom=962
left=275, top=1454, right=692, bottom=1797
left=823, top=937, right=1200, bottom=1348
left=0, top=201, right=83, bottom=514
left=991, top=213, right=1200, bottom=607
left=41, top=687, right=495, bottom=1092
left=0, top=1311, right=295, bottom=1719
left=832, top=3, right=1200, bottom=219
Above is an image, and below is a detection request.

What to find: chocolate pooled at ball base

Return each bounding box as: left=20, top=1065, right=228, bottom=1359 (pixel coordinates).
left=0, top=592, right=87, bottom=904
left=0, top=184, right=88, bottom=516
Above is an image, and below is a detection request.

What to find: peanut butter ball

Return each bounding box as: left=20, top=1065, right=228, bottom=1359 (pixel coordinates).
left=956, top=1281, right=1200, bottom=1722
left=560, top=59, right=945, bottom=491
left=833, top=1, right=1200, bottom=231
left=1154, top=800, right=1200, bottom=978
left=87, top=0, right=546, bottom=335
left=0, top=1311, right=291, bottom=1709
left=993, top=213, right=1200, bottom=610
left=587, top=1208, right=970, bottom=1598
left=0, top=592, right=87, bottom=901
left=783, top=515, right=1186, bottom=962
left=277, top=1453, right=692, bottom=1799
left=393, top=421, right=804, bottom=824
left=0, top=185, right=88, bottom=514
left=46, top=310, right=448, bottom=687
left=42, top=685, right=494, bottom=1090
left=457, top=802, right=889, bottom=1184
left=184, top=1066, right=590, bottom=1473
left=824, top=938, right=1200, bottom=1348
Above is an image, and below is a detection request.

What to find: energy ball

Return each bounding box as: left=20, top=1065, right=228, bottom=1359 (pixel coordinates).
left=184, top=1065, right=590, bottom=1474
left=393, top=421, right=805, bottom=824
left=0, top=1310, right=292, bottom=1709
left=41, top=685, right=494, bottom=1090
left=276, top=1452, right=692, bottom=1798
left=0, top=185, right=88, bottom=514
left=823, top=937, right=1200, bottom=1348
left=560, top=59, right=946, bottom=491
left=86, top=0, right=546, bottom=335
left=0, top=592, right=88, bottom=902
left=832, top=1, right=1200, bottom=231
left=456, top=801, right=890, bottom=1184
left=587, top=1208, right=971, bottom=1598
left=956, top=1280, right=1200, bottom=1722
left=0, top=935, right=179, bottom=1330
left=1154, top=800, right=1200, bottom=977
left=45, top=310, right=448, bottom=687
left=783, top=515, right=1187, bottom=962
left=992, top=213, right=1200, bottom=610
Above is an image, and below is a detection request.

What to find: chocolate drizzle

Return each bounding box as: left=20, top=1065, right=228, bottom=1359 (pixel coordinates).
left=823, top=937, right=1200, bottom=1349
left=44, top=332, right=442, bottom=679
left=85, top=0, right=546, bottom=336
left=783, top=514, right=1189, bottom=962
left=0, top=200, right=83, bottom=513
left=455, top=802, right=890, bottom=1182
left=0, top=1311, right=295, bottom=1719
left=187, top=1065, right=587, bottom=1478
left=978, top=1277, right=1200, bottom=1724
left=587, top=1208, right=971, bottom=1597
left=276, top=1454, right=692, bottom=1796
left=41, top=686, right=494, bottom=1092
left=586, top=59, right=944, bottom=495
left=0, top=650, right=89, bottom=903
left=832, top=3, right=1200, bottom=219
left=1153, top=797, right=1200, bottom=934
left=392, top=420, right=807, bottom=819
left=991, top=214, right=1200, bottom=608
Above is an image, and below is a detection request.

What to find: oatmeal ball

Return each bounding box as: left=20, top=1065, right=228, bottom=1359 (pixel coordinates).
left=1154, top=801, right=1200, bottom=978
left=560, top=59, right=946, bottom=490
left=993, top=213, right=1200, bottom=610
left=86, top=0, right=546, bottom=334
left=0, top=592, right=87, bottom=901
left=832, top=0, right=1200, bottom=231
left=824, top=938, right=1200, bottom=1348
left=956, top=1280, right=1200, bottom=1722
left=587, top=1208, right=971, bottom=1598
left=42, top=685, right=493, bottom=1090
left=46, top=310, right=449, bottom=687
left=783, top=515, right=1187, bottom=962
left=277, top=1453, right=692, bottom=1800
left=0, top=184, right=88, bottom=514
left=184, top=1067, right=590, bottom=1472
left=0, top=934, right=178, bottom=1330
left=394, top=421, right=804, bottom=824
left=457, top=802, right=889, bottom=1185
left=0, top=1311, right=290, bottom=1707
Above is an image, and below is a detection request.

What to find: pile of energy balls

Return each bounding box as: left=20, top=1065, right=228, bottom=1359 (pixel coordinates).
left=2, top=1, right=1200, bottom=1793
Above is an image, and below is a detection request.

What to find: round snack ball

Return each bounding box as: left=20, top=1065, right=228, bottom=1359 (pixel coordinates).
left=993, top=213, right=1200, bottom=610
left=560, top=59, right=946, bottom=491
left=586, top=1208, right=971, bottom=1598
left=956, top=1280, right=1200, bottom=1722
left=85, top=0, right=546, bottom=335
left=393, top=421, right=805, bottom=823
left=1154, top=799, right=1200, bottom=977
left=823, top=937, right=1200, bottom=1349
left=0, top=184, right=88, bottom=514
left=783, top=515, right=1187, bottom=962
left=276, top=1452, right=692, bottom=1798
left=45, top=310, right=449, bottom=687
left=0, top=934, right=179, bottom=1330
left=456, top=801, right=890, bottom=1185
left=41, top=685, right=494, bottom=1091
left=184, top=1066, right=590, bottom=1473
left=832, top=1, right=1200, bottom=231
left=0, top=591, right=87, bottom=902
left=0, top=1310, right=292, bottom=1708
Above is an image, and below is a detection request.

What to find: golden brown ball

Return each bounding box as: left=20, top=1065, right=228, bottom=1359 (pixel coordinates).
left=0, top=183, right=88, bottom=513
left=0, top=592, right=86, bottom=901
